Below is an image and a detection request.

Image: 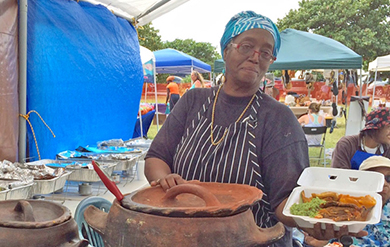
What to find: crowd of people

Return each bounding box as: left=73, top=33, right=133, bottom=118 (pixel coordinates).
left=145, top=10, right=390, bottom=247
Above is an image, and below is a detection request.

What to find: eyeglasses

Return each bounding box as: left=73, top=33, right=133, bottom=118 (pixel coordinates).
left=385, top=175, right=390, bottom=183
left=231, top=43, right=276, bottom=62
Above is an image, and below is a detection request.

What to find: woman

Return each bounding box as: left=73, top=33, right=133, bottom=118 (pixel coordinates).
left=165, top=76, right=180, bottom=112
left=298, top=102, right=325, bottom=145
left=145, top=11, right=349, bottom=246
left=298, top=102, right=325, bottom=127
left=263, top=73, right=280, bottom=100
left=332, top=108, right=390, bottom=170
left=190, top=71, right=205, bottom=89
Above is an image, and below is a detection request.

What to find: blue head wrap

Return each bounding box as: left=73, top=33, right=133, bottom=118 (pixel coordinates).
left=220, top=11, right=281, bottom=60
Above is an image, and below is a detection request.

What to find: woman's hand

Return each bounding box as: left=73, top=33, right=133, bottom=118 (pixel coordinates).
left=303, top=233, right=328, bottom=247
left=150, top=173, right=186, bottom=192
left=302, top=223, right=367, bottom=245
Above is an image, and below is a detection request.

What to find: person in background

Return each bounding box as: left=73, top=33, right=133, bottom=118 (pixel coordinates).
left=165, top=75, right=180, bottom=112
left=332, top=108, right=390, bottom=170
left=190, top=71, right=205, bottom=89
left=297, top=102, right=325, bottom=145
left=263, top=72, right=280, bottom=100
left=304, top=155, right=390, bottom=247
left=298, top=102, right=325, bottom=127
left=145, top=10, right=354, bottom=246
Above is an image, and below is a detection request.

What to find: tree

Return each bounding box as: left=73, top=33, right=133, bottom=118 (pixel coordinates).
left=136, top=23, right=221, bottom=83
left=137, top=23, right=164, bottom=51
left=277, top=0, right=390, bottom=70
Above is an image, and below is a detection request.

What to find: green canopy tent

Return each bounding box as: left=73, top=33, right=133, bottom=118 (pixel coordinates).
left=213, top=28, right=362, bottom=72
left=214, top=58, right=225, bottom=74
left=269, top=28, right=362, bottom=70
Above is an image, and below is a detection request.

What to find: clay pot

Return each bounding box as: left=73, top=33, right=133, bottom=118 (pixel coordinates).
left=0, top=200, right=89, bottom=247
left=84, top=181, right=285, bottom=247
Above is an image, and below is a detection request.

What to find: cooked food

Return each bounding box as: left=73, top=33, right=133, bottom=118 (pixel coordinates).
left=315, top=202, right=369, bottom=221
left=290, top=197, right=326, bottom=217
left=339, top=194, right=376, bottom=208
left=291, top=191, right=376, bottom=222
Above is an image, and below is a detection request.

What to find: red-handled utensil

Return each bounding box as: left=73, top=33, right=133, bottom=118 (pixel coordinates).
left=92, top=160, right=124, bottom=202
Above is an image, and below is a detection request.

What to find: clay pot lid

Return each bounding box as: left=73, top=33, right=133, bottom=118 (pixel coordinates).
left=0, top=200, right=71, bottom=228
left=121, top=181, right=263, bottom=217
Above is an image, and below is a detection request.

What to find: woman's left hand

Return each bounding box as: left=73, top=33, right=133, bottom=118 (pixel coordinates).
left=150, top=173, right=186, bottom=192
left=302, top=223, right=367, bottom=245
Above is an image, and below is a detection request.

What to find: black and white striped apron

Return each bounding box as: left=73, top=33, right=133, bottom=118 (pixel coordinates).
left=172, top=88, right=274, bottom=228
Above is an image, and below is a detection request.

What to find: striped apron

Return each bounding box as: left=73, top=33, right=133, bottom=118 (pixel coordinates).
left=172, top=88, right=275, bottom=228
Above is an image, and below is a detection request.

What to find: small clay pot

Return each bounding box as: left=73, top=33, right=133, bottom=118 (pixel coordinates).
left=0, top=200, right=89, bottom=247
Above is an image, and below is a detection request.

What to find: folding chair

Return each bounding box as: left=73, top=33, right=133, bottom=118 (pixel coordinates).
left=302, top=126, right=327, bottom=167
left=74, top=196, right=112, bottom=247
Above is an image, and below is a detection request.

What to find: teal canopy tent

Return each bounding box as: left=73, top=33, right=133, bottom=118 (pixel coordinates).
left=214, top=58, right=225, bottom=74
left=269, top=29, right=362, bottom=70
left=214, top=29, right=362, bottom=72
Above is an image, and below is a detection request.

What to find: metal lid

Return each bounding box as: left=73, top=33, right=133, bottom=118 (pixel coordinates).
left=0, top=200, right=71, bottom=228
left=121, top=181, right=263, bottom=217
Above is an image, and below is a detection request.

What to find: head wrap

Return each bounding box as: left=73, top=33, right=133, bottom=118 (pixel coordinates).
left=361, top=108, right=390, bottom=132
left=166, top=76, right=175, bottom=82
left=220, top=11, right=281, bottom=59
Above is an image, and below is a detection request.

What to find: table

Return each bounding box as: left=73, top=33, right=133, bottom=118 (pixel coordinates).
left=289, top=106, right=333, bottom=118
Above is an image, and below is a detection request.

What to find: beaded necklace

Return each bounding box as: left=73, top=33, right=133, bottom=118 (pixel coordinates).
left=210, top=86, right=256, bottom=146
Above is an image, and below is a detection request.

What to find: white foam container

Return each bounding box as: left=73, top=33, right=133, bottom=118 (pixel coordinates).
left=283, top=167, right=384, bottom=233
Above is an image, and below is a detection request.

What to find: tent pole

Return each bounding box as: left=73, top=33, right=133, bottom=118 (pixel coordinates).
left=154, top=58, right=159, bottom=131
left=138, top=107, right=144, bottom=138
left=359, top=68, right=363, bottom=97
left=372, top=68, right=378, bottom=106
left=335, top=70, right=339, bottom=106
left=18, top=0, right=28, bottom=162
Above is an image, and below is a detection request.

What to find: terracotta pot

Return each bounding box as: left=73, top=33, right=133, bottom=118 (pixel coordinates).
left=84, top=181, right=285, bottom=247
left=0, top=200, right=89, bottom=247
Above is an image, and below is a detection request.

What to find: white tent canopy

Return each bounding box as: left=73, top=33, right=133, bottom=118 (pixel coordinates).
left=139, top=46, right=160, bottom=131
left=368, top=54, right=390, bottom=72
left=367, top=54, right=390, bottom=104
left=140, top=45, right=155, bottom=64
left=82, top=0, right=189, bottom=26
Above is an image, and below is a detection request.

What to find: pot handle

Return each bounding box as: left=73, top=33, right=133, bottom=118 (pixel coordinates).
left=62, top=239, right=89, bottom=247
left=254, top=222, right=285, bottom=246
left=14, top=200, right=35, bottom=222
left=162, top=183, right=221, bottom=207
left=83, top=205, right=108, bottom=236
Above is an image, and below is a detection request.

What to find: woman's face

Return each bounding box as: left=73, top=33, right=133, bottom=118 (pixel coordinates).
left=375, top=125, right=390, bottom=145
left=223, top=29, right=274, bottom=90
left=191, top=72, right=196, bottom=81
left=369, top=166, right=390, bottom=207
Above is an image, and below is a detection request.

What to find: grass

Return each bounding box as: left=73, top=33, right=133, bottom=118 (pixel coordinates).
left=143, top=96, right=349, bottom=168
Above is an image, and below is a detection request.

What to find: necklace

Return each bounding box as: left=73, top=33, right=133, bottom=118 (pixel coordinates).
left=362, top=136, right=380, bottom=153
left=210, top=86, right=257, bottom=146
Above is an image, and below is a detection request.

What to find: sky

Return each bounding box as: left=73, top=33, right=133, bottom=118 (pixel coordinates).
left=152, top=0, right=301, bottom=52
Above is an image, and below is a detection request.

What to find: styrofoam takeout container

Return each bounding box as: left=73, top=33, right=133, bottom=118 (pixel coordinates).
left=283, top=167, right=384, bottom=233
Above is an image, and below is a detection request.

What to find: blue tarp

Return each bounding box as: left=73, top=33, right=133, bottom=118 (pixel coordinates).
left=154, top=48, right=211, bottom=75
left=27, top=0, right=143, bottom=160
left=132, top=110, right=156, bottom=138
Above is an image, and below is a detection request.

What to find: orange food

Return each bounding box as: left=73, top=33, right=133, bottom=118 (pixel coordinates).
left=338, top=194, right=376, bottom=209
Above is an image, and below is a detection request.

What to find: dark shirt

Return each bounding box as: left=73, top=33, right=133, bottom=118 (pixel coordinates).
left=146, top=87, right=310, bottom=246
